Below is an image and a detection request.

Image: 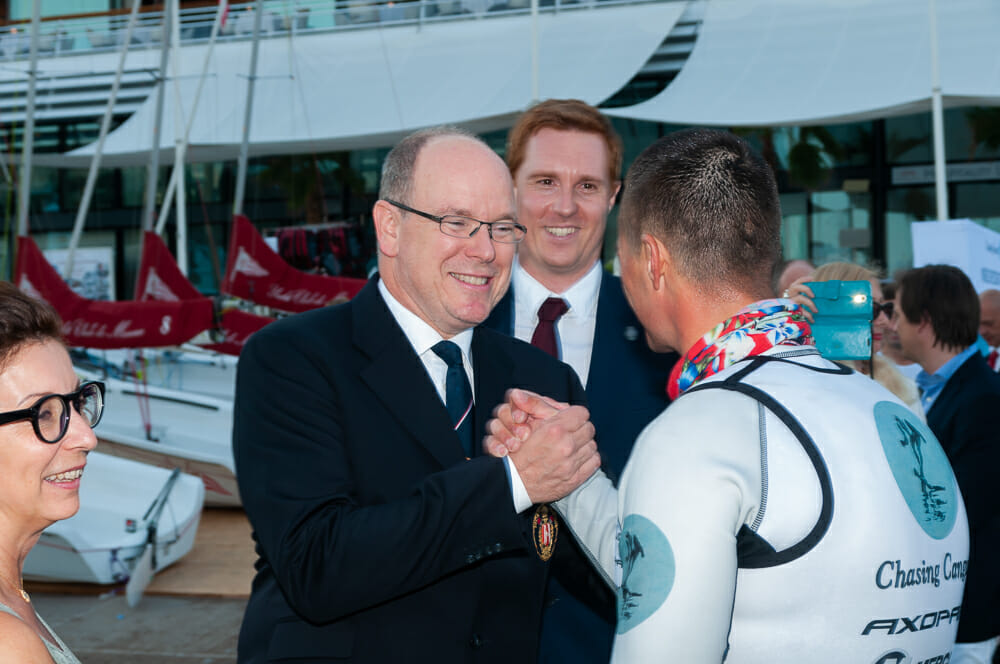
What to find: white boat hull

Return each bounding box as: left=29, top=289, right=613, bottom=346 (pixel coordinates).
left=24, top=452, right=205, bottom=585
left=75, top=347, right=237, bottom=401
left=96, top=436, right=240, bottom=507
left=75, top=366, right=240, bottom=507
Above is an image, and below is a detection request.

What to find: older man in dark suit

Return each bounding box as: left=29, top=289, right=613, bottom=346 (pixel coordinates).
left=484, top=100, right=676, bottom=664
left=894, top=265, right=1000, bottom=664
left=979, top=289, right=1000, bottom=371
left=233, top=127, right=601, bottom=663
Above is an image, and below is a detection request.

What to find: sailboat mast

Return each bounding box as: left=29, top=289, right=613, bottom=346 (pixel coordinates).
left=171, top=0, right=189, bottom=275
left=530, top=0, right=539, bottom=103
left=154, top=0, right=230, bottom=276
left=232, top=0, right=265, bottom=218
left=67, top=0, right=143, bottom=279
left=142, top=4, right=173, bottom=233
left=16, top=0, right=40, bottom=238
left=928, top=0, right=948, bottom=221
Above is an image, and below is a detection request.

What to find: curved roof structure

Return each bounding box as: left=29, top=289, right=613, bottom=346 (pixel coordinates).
left=33, top=1, right=685, bottom=167
left=607, top=0, right=1000, bottom=127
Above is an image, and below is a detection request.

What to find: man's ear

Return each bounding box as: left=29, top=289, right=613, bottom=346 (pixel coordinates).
left=640, top=233, right=668, bottom=292
left=372, top=200, right=400, bottom=258
left=608, top=181, right=622, bottom=213
left=917, top=313, right=934, bottom=335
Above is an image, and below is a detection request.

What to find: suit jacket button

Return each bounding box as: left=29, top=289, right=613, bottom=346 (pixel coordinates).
left=469, top=634, right=484, bottom=648
left=466, top=554, right=476, bottom=564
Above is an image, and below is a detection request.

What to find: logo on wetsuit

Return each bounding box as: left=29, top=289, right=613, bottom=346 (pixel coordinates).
left=615, top=514, right=675, bottom=633
left=872, top=402, right=957, bottom=540
left=874, top=651, right=908, bottom=664
left=872, top=649, right=952, bottom=664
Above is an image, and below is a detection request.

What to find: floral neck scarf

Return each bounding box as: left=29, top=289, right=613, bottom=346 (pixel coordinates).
left=667, top=299, right=813, bottom=400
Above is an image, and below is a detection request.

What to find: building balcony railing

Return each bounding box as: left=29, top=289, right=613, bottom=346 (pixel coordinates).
left=0, top=0, right=664, bottom=61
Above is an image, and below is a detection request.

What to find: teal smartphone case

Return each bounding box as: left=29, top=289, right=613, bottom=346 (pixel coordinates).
left=803, top=280, right=873, bottom=361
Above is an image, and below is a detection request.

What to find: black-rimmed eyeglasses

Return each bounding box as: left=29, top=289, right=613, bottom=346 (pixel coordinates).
left=384, top=199, right=526, bottom=244
left=873, top=300, right=894, bottom=320
left=0, top=381, right=105, bottom=444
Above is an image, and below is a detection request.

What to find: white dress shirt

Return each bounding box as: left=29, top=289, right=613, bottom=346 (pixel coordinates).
left=378, top=280, right=531, bottom=512
left=511, top=257, right=601, bottom=387
left=379, top=280, right=474, bottom=404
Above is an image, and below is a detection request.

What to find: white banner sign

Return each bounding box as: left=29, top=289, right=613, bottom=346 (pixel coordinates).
left=911, top=220, right=1000, bottom=293
left=43, top=247, right=116, bottom=302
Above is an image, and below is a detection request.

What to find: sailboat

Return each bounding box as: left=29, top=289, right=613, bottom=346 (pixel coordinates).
left=16, top=234, right=241, bottom=507
left=11, top=0, right=367, bottom=509
left=4, top=2, right=208, bottom=599
left=24, top=455, right=204, bottom=590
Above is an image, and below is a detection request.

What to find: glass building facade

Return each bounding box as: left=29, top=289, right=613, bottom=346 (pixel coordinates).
left=3, top=4, right=1000, bottom=296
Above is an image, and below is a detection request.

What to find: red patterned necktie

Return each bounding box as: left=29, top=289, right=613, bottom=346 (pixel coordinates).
left=989, top=349, right=998, bottom=371
left=531, top=297, right=568, bottom=359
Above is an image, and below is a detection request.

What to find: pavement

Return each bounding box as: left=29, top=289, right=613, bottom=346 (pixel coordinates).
left=33, top=591, right=246, bottom=663
left=27, top=508, right=255, bottom=663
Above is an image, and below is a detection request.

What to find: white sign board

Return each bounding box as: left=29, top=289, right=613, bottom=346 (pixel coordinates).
left=911, top=220, right=1000, bottom=293
left=43, top=247, right=116, bottom=301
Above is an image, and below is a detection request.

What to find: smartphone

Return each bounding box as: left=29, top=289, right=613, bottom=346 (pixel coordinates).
left=803, top=279, right=873, bottom=361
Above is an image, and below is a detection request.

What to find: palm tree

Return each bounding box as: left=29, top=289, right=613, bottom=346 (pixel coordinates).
left=257, top=153, right=365, bottom=224
left=734, top=126, right=844, bottom=260
left=733, top=126, right=843, bottom=190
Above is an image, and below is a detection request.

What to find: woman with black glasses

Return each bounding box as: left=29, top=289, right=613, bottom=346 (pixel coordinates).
left=785, top=261, right=923, bottom=418
left=0, top=282, right=102, bottom=663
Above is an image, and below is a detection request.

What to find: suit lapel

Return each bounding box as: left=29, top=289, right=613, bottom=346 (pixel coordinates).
left=587, top=273, right=631, bottom=399
left=926, top=354, right=978, bottom=432
left=925, top=378, right=953, bottom=433
left=471, top=327, right=514, bottom=450
left=352, top=280, right=466, bottom=467
left=484, top=289, right=514, bottom=336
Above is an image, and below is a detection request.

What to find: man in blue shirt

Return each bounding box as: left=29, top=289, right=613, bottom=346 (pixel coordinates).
left=894, top=264, right=1000, bottom=664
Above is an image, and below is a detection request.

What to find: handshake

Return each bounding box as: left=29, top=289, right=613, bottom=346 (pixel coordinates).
left=483, top=389, right=602, bottom=504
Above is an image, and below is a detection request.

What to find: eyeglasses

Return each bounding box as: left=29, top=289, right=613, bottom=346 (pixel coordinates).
left=0, top=381, right=105, bottom=444
left=384, top=199, right=526, bottom=244
left=873, top=300, right=894, bottom=320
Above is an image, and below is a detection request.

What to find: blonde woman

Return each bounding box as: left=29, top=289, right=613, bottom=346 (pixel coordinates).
left=786, top=261, right=923, bottom=417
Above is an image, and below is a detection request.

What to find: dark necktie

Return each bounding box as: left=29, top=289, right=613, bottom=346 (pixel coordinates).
left=531, top=297, right=569, bottom=359
left=432, top=341, right=475, bottom=457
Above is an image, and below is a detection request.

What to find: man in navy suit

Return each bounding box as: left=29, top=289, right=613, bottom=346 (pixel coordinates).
left=894, top=265, right=1000, bottom=664
left=484, top=99, right=676, bottom=664
left=233, top=127, right=602, bottom=663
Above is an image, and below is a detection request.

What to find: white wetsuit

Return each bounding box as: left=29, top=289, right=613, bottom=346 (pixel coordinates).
left=559, top=347, right=970, bottom=663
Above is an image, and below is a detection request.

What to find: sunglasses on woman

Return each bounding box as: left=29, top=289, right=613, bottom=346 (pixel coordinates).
left=873, top=300, right=894, bottom=320
left=0, top=381, right=105, bottom=444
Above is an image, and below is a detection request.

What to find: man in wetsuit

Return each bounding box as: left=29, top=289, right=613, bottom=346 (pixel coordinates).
left=488, top=129, right=970, bottom=661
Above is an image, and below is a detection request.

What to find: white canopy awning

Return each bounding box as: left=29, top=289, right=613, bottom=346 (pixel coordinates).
left=606, top=0, right=1000, bottom=127
left=41, top=2, right=685, bottom=167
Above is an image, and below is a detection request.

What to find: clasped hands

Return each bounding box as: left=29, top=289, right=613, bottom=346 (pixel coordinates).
left=482, top=389, right=601, bottom=504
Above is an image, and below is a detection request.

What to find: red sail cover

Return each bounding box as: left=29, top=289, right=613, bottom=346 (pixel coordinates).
left=135, top=231, right=203, bottom=301
left=134, top=229, right=273, bottom=356
left=14, top=236, right=214, bottom=349
left=200, top=309, right=274, bottom=356
left=221, top=215, right=365, bottom=313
